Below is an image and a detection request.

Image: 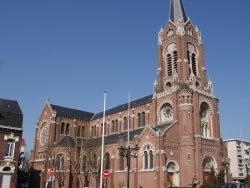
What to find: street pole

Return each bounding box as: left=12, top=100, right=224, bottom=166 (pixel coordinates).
left=246, top=163, right=248, bottom=176
left=118, top=137, right=140, bottom=188
left=126, top=145, right=131, bottom=188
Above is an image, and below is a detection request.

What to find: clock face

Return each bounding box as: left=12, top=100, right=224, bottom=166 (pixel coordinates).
left=40, top=123, right=48, bottom=146
left=160, top=103, right=173, bottom=122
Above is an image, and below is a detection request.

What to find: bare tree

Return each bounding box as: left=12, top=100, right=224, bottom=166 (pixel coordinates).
left=45, top=144, right=67, bottom=188
left=68, top=125, right=102, bottom=188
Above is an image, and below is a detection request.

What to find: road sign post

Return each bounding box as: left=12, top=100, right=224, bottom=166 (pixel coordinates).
left=103, top=169, right=109, bottom=178
left=49, top=168, right=55, bottom=175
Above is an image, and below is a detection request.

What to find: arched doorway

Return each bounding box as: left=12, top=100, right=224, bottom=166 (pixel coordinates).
left=202, top=155, right=217, bottom=182
left=166, top=160, right=180, bottom=186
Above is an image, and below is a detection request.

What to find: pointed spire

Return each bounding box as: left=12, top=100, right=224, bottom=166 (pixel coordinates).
left=170, top=0, right=188, bottom=24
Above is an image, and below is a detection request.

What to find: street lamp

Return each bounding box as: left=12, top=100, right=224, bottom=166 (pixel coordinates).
left=222, top=157, right=231, bottom=183
left=118, top=136, right=141, bottom=188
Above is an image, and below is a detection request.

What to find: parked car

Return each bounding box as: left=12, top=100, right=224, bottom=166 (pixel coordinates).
left=218, top=183, right=250, bottom=188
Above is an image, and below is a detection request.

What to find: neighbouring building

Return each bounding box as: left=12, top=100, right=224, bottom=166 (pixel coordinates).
left=0, top=98, right=23, bottom=188
left=224, top=139, right=250, bottom=183
left=29, top=0, right=228, bottom=187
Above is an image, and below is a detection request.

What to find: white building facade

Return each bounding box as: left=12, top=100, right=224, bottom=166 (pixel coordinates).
left=224, top=139, right=250, bottom=182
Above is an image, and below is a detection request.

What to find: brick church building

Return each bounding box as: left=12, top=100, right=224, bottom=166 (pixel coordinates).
left=29, top=0, right=228, bottom=187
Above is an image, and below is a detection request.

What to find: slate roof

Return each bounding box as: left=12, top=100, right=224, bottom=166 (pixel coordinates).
left=101, top=122, right=174, bottom=144
left=92, top=94, right=153, bottom=120
left=50, top=104, right=94, bottom=121
left=55, top=136, right=78, bottom=147
left=0, top=98, right=23, bottom=129
left=170, top=0, right=188, bottom=24
left=54, top=122, right=174, bottom=148
left=152, top=121, right=175, bottom=132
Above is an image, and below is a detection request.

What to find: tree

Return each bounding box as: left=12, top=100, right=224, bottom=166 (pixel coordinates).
left=66, top=125, right=102, bottom=188
left=217, top=169, right=225, bottom=184
left=245, top=174, right=250, bottom=185
left=201, top=166, right=217, bottom=188
left=41, top=121, right=102, bottom=188
left=45, top=144, right=67, bottom=188
left=17, top=151, right=30, bottom=187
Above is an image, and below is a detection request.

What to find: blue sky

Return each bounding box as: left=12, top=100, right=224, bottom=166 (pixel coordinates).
left=0, top=0, right=250, bottom=152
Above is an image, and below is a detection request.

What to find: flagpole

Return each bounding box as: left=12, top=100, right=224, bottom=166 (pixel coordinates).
left=126, top=92, right=131, bottom=188
left=100, top=91, right=106, bottom=188
left=127, top=92, right=130, bottom=146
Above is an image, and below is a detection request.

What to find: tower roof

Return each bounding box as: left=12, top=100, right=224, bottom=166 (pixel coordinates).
left=170, top=0, right=188, bottom=24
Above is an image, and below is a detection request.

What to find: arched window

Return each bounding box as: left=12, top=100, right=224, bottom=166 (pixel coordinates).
left=173, top=51, right=178, bottom=72
left=119, top=154, right=124, bottom=171
left=77, top=126, right=81, bottom=137
left=94, top=126, right=97, bottom=137
left=187, top=50, right=197, bottom=77
left=82, top=126, right=85, bottom=138
left=137, top=113, right=141, bottom=128
left=137, top=112, right=146, bottom=127
left=123, top=117, right=127, bottom=131
left=60, top=123, right=65, bottom=134
left=166, top=49, right=178, bottom=77
left=200, top=102, right=211, bottom=138
left=144, top=151, right=148, bottom=169
left=149, top=150, right=153, bottom=169
left=96, top=126, right=99, bottom=137
left=192, top=53, right=197, bottom=76
left=104, top=153, right=110, bottom=170
left=91, top=126, right=94, bottom=137
left=56, top=154, right=64, bottom=170
left=143, top=144, right=154, bottom=169
left=115, top=119, right=118, bottom=133
left=65, top=123, right=70, bottom=135
left=167, top=54, right=172, bottom=76
left=82, top=155, right=87, bottom=172
left=104, top=123, right=107, bottom=135
left=141, top=112, right=146, bottom=127
left=111, top=120, right=115, bottom=133
left=101, top=124, right=103, bottom=135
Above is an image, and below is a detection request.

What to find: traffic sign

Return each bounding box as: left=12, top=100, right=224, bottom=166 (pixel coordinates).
left=49, top=168, right=55, bottom=175
left=103, top=169, right=109, bottom=178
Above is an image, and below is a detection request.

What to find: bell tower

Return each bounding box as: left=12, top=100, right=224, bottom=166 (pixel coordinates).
left=155, top=0, right=209, bottom=92
left=152, top=0, right=221, bottom=186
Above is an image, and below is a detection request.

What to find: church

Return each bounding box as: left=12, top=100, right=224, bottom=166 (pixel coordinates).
left=29, top=0, right=228, bottom=187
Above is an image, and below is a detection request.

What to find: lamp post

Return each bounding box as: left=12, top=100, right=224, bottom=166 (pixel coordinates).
left=118, top=136, right=141, bottom=188
left=222, top=157, right=231, bottom=183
